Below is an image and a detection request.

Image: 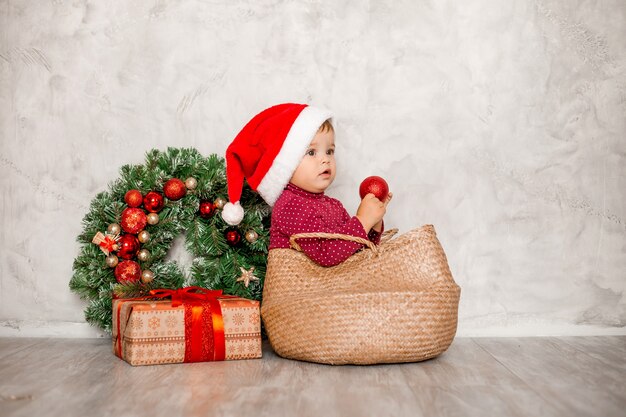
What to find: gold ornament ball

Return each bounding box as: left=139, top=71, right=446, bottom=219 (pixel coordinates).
left=106, top=255, right=119, bottom=268
left=141, top=270, right=154, bottom=283
left=138, top=230, right=151, bottom=243
left=137, top=249, right=151, bottom=262
left=107, top=223, right=121, bottom=235
left=185, top=177, right=197, bottom=190
left=147, top=213, right=159, bottom=225
left=245, top=230, right=258, bottom=243
left=214, top=197, right=226, bottom=209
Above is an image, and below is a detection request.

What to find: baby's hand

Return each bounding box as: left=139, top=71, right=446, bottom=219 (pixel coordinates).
left=372, top=192, right=393, bottom=232
left=356, top=192, right=392, bottom=232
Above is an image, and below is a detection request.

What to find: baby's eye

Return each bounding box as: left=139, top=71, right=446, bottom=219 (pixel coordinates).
left=326, top=149, right=335, bottom=155
left=306, top=149, right=316, bottom=156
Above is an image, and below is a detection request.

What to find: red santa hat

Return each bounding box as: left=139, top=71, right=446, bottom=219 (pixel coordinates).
left=222, top=103, right=333, bottom=226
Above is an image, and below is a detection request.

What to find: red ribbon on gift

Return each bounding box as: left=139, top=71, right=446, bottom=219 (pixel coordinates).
left=115, top=287, right=238, bottom=363
left=150, top=286, right=227, bottom=362
left=149, top=286, right=223, bottom=307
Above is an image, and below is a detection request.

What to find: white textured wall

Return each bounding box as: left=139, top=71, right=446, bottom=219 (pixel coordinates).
left=1, top=0, right=624, bottom=337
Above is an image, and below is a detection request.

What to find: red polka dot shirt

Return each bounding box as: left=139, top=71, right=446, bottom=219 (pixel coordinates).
left=269, top=183, right=383, bottom=267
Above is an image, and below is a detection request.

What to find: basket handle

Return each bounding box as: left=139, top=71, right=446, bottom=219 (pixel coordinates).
left=380, top=228, right=399, bottom=244
left=289, top=232, right=378, bottom=254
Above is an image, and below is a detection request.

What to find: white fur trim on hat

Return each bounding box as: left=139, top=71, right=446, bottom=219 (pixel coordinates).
left=256, top=105, right=333, bottom=206
left=222, top=201, right=245, bottom=226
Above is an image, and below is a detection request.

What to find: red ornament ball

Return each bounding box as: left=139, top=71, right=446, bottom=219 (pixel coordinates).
left=199, top=200, right=216, bottom=219
left=359, top=176, right=389, bottom=201
left=143, top=191, right=164, bottom=213
left=114, top=260, right=141, bottom=284
left=225, top=229, right=242, bottom=247
left=120, top=208, right=147, bottom=234
left=124, top=189, right=143, bottom=208
left=164, top=178, right=187, bottom=201
left=116, top=234, right=140, bottom=260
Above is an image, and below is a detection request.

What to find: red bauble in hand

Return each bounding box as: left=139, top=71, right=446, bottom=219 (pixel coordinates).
left=116, top=234, right=140, bottom=259
left=124, top=189, right=143, bottom=208
left=120, top=208, right=147, bottom=234
left=199, top=200, right=216, bottom=218
left=359, top=176, right=389, bottom=201
left=164, top=178, right=186, bottom=201
left=225, top=229, right=242, bottom=247
left=114, top=260, right=141, bottom=283
left=143, top=191, right=164, bottom=213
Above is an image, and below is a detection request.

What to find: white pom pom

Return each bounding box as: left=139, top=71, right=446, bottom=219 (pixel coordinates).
left=222, top=201, right=244, bottom=226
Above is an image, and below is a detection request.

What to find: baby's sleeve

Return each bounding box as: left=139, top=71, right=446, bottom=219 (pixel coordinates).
left=367, top=221, right=384, bottom=245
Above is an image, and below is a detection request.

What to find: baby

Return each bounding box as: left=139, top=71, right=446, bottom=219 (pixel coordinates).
left=222, top=103, right=392, bottom=267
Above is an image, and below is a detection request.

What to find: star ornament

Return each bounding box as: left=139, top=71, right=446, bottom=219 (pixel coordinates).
left=236, top=267, right=259, bottom=288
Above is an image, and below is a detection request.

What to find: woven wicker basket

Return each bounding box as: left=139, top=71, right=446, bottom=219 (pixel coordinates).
left=261, top=224, right=461, bottom=365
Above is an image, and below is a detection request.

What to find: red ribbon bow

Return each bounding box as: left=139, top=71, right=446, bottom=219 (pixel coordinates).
left=149, top=286, right=224, bottom=307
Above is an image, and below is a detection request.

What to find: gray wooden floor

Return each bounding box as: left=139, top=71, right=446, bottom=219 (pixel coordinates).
left=0, top=336, right=624, bottom=417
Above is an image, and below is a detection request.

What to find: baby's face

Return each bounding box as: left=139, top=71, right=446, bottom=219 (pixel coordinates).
left=290, top=128, right=336, bottom=193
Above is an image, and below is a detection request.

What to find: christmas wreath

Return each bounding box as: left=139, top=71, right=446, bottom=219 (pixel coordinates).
left=69, top=148, right=270, bottom=332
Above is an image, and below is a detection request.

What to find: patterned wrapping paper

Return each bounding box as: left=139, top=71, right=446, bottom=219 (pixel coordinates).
left=112, top=296, right=262, bottom=366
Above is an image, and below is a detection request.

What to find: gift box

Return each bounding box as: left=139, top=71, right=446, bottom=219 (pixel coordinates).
left=112, top=287, right=262, bottom=366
